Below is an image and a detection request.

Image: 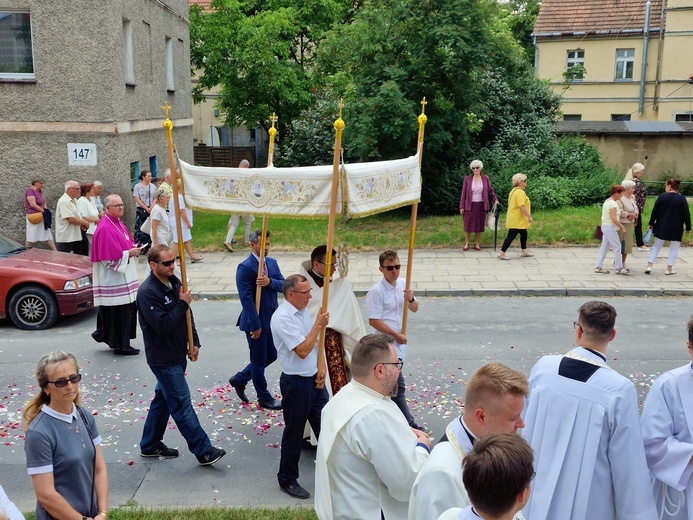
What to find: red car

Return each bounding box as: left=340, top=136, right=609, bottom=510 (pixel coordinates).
left=0, top=234, right=94, bottom=330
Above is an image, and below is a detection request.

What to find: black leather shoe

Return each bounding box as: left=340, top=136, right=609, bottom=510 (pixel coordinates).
left=114, top=347, right=140, bottom=356
left=258, top=398, right=282, bottom=410
left=228, top=376, right=249, bottom=403
left=280, top=483, right=310, bottom=499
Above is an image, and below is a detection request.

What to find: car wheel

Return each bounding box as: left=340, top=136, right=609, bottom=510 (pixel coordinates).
left=8, top=286, right=59, bottom=330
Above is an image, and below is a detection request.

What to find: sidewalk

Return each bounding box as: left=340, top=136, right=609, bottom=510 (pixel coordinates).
left=138, top=245, right=693, bottom=298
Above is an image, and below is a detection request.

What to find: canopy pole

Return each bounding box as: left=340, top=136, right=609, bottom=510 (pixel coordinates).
left=255, top=113, right=278, bottom=312
left=316, top=100, right=345, bottom=389
left=162, top=102, right=196, bottom=361
left=402, top=98, right=427, bottom=335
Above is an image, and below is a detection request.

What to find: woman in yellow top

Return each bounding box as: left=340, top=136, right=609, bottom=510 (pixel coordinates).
left=498, top=174, right=533, bottom=260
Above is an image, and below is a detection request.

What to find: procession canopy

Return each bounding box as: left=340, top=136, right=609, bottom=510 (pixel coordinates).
left=178, top=155, right=422, bottom=219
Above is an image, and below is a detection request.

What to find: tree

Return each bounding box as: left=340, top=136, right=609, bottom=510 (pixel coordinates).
left=190, top=0, right=355, bottom=134
left=315, top=0, right=560, bottom=213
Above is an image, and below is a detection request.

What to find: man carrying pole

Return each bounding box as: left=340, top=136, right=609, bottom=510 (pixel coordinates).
left=228, top=230, right=284, bottom=410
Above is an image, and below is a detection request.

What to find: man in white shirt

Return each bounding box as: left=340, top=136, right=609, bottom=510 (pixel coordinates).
left=55, top=180, right=89, bottom=255
left=641, top=316, right=693, bottom=520
left=438, top=433, right=534, bottom=520
left=410, top=363, right=528, bottom=520
left=522, top=301, right=657, bottom=520
left=315, top=333, right=431, bottom=520
left=366, top=250, right=424, bottom=431
left=270, top=274, right=329, bottom=500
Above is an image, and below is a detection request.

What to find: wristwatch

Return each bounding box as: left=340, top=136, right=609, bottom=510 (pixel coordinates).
left=409, top=296, right=416, bottom=303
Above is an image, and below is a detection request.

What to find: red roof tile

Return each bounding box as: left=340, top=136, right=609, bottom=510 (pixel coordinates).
left=533, top=0, right=665, bottom=37
left=189, top=0, right=212, bottom=11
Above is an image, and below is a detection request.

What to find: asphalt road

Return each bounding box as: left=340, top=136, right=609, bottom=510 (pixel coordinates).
left=1, top=296, right=690, bottom=513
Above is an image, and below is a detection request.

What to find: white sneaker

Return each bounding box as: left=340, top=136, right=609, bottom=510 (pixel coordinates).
left=638, top=246, right=651, bottom=251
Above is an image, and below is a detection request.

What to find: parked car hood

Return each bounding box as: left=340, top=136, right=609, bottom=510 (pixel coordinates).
left=0, top=248, right=92, bottom=278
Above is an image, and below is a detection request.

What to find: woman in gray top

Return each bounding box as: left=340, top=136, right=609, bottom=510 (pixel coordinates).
left=23, top=352, right=109, bottom=520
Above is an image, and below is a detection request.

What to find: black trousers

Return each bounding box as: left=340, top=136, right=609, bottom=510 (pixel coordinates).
left=277, top=373, right=328, bottom=487
left=634, top=212, right=644, bottom=247
left=501, top=228, right=528, bottom=252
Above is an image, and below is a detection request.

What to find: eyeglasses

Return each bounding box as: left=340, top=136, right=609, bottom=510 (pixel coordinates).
left=471, top=167, right=481, bottom=170
left=107, top=204, right=124, bottom=208
left=290, top=288, right=312, bottom=295
left=383, top=265, right=401, bottom=271
left=154, top=259, right=176, bottom=267
left=317, top=261, right=337, bottom=269
left=68, top=186, right=80, bottom=190
left=48, top=374, right=82, bottom=388
left=377, top=360, right=404, bottom=370
left=573, top=321, right=582, bottom=330
left=531, top=471, right=537, bottom=481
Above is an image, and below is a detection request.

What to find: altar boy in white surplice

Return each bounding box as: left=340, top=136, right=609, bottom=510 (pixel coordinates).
left=522, top=301, right=657, bottom=520
left=641, top=316, right=693, bottom=520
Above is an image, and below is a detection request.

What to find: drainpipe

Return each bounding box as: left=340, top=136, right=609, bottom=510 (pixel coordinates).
left=533, top=35, right=539, bottom=73
left=639, top=0, right=651, bottom=115
left=652, top=0, right=666, bottom=111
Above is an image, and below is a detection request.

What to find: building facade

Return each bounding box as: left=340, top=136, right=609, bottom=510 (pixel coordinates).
left=0, top=0, right=193, bottom=242
left=533, top=0, right=693, bottom=123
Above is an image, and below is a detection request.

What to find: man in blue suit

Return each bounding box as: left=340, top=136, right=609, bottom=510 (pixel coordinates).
left=229, top=229, right=284, bottom=409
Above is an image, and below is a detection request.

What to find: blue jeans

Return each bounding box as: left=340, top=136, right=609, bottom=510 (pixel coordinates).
left=277, top=373, right=328, bottom=487
left=235, top=329, right=277, bottom=402
left=140, top=362, right=211, bottom=457
left=391, top=369, right=415, bottom=427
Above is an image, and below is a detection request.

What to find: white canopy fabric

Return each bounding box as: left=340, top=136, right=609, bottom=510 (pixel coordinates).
left=178, top=155, right=421, bottom=218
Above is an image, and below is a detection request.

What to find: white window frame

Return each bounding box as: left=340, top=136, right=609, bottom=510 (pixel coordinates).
left=165, top=36, right=174, bottom=91
left=0, top=10, right=35, bottom=80
left=566, top=50, right=585, bottom=80
left=123, top=18, right=135, bottom=85
left=615, top=49, right=635, bottom=80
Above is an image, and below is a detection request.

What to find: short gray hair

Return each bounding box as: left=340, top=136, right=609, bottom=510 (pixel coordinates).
left=64, top=180, right=79, bottom=191
left=282, top=274, right=307, bottom=296
left=470, top=160, right=483, bottom=170
left=621, top=180, right=636, bottom=190
left=93, top=180, right=103, bottom=187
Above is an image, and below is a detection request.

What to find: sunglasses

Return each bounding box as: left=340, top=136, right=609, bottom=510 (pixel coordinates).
left=154, top=259, right=176, bottom=267
left=383, top=265, right=401, bottom=271
left=48, top=374, right=82, bottom=388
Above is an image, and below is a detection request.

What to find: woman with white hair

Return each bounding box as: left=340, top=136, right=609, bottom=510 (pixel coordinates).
left=616, top=180, right=638, bottom=271
left=498, top=174, right=533, bottom=260
left=458, top=160, right=498, bottom=251
left=623, top=162, right=649, bottom=250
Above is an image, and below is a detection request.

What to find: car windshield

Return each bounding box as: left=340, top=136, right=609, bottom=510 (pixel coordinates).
left=0, top=234, right=27, bottom=256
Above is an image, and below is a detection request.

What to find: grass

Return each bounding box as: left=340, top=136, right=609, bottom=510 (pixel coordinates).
left=25, top=508, right=317, bottom=520
left=188, top=202, right=693, bottom=252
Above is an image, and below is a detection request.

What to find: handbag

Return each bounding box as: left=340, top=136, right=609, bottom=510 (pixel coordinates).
left=27, top=212, right=43, bottom=224
left=140, top=216, right=152, bottom=235
left=594, top=225, right=603, bottom=240
left=643, top=228, right=653, bottom=244
left=486, top=202, right=499, bottom=230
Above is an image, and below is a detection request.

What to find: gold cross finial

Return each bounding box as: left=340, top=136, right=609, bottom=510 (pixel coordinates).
left=270, top=112, right=278, bottom=128
left=420, top=97, right=427, bottom=114
left=162, top=102, right=172, bottom=118
left=338, top=99, right=344, bottom=119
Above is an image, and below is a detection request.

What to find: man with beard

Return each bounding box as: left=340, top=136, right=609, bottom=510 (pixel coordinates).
left=315, top=334, right=431, bottom=519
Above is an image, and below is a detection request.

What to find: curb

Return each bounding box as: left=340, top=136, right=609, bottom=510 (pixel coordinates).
left=192, top=288, right=693, bottom=300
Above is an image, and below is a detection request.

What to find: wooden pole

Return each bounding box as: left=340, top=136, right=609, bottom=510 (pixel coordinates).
left=255, top=113, right=278, bottom=312
left=402, top=98, right=427, bottom=335
left=316, top=101, right=345, bottom=389
left=162, top=102, right=196, bottom=361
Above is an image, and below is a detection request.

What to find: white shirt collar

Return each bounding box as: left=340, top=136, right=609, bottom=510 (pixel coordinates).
left=41, top=403, right=77, bottom=423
